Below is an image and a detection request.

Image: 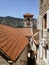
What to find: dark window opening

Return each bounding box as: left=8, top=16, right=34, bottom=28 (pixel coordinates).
left=27, top=18, right=31, bottom=25
left=47, top=29, right=49, bottom=32
left=41, top=0, right=43, bottom=4
left=27, top=50, right=36, bottom=65
left=43, top=14, right=47, bottom=29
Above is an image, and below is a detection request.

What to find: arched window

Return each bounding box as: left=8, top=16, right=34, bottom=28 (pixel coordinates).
left=27, top=18, right=30, bottom=25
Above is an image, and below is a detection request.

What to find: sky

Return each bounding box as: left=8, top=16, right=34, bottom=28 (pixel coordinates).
left=0, top=0, right=39, bottom=18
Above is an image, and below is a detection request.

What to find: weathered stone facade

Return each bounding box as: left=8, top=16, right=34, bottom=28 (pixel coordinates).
left=39, top=0, right=49, bottom=16
left=12, top=46, right=28, bottom=65
left=38, top=0, right=49, bottom=65
left=0, top=56, right=9, bottom=65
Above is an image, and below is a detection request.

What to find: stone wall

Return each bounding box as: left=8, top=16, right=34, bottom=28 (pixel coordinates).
left=12, top=46, right=28, bottom=65
left=39, top=0, right=49, bottom=16
left=0, top=56, right=9, bottom=65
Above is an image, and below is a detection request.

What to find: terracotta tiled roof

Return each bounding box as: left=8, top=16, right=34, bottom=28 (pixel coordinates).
left=23, top=13, right=33, bottom=17
left=17, top=28, right=33, bottom=37
left=0, top=24, right=29, bottom=61
left=16, top=28, right=39, bottom=45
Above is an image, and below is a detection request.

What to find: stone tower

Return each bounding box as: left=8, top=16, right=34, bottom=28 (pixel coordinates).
left=23, top=13, right=33, bottom=28
left=23, top=13, right=34, bottom=51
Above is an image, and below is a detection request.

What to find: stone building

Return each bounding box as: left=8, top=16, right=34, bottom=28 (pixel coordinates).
left=39, top=0, right=49, bottom=16
left=39, top=0, right=49, bottom=29
left=37, top=0, right=49, bottom=65
left=0, top=13, right=39, bottom=65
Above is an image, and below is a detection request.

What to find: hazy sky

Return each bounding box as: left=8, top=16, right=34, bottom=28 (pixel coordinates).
left=0, top=0, right=39, bottom=18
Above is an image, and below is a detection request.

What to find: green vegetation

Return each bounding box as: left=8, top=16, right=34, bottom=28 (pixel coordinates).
left=0, top=16, right=24, bottom=28
left=0, top=16, right=37, bottom=28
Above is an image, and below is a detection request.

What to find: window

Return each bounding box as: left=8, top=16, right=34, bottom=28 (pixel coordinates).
left=43, top=44, right=48, bottom=59
left=47, top=29, right=49, bottom=32
left=41, top=0, right=43, bottom=4
left=45, top=44, right=48, bottom=58
left=43, top=14, right=47, bottom=29
left=45, top=49, right=47, bottom=58
left=27, top=18, right=30, bottom=25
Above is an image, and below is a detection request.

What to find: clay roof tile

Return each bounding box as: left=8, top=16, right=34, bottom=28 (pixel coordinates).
left=0, top=24, right=29, bottom=61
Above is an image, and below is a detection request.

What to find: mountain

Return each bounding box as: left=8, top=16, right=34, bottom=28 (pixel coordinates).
left=0, top=16, right=37, bottom=28
left=0, top=16, right=24, bottom=28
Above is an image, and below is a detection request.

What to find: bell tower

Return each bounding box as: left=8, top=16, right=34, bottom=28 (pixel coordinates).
left=23, top=13, right=33, bottom=28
